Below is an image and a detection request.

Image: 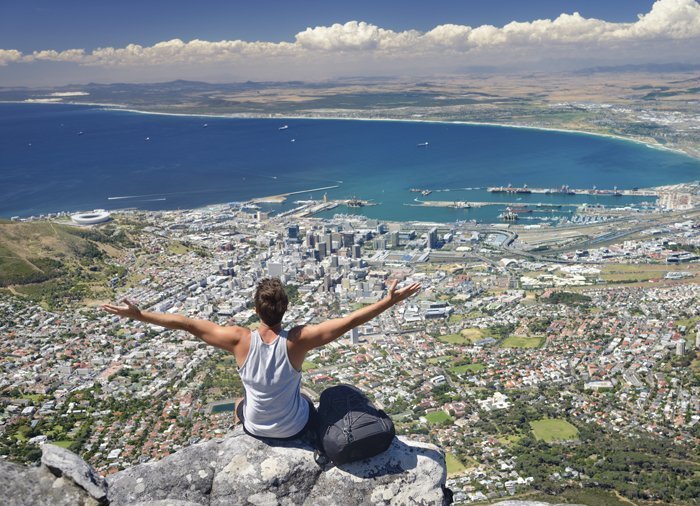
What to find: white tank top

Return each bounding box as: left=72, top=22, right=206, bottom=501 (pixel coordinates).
left=238, top=329, right=308, bottom=438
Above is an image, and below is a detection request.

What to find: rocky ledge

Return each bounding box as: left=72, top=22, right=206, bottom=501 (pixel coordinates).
left=0, top=427, right=450, bottom=505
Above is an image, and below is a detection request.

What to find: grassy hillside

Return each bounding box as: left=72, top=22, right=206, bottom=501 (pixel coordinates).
left=0, top=220, right=132, bottom=308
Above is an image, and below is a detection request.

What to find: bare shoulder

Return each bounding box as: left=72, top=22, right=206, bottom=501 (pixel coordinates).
left=210, top=324, right=250, bottom=352
left=287, top=324, right=322, bottom=353
left=225, top=325, right=251, bottom=341
left=286, top=325, right=314, bottom=349
left=287, top=325, right=304, bottom=342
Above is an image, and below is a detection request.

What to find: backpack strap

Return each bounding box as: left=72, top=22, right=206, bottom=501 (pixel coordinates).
left=313, top=447, right=330, bottom=467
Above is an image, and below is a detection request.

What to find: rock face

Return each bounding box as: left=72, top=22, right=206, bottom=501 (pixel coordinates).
left=0, top=427, right=449, bottom=505
left=41, top=443, right=108, bottom=503
left=0, top=458, right=100, bottom=506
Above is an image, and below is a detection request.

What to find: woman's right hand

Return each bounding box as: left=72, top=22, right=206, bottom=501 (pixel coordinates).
left=101, top=298, right=143, bottom=319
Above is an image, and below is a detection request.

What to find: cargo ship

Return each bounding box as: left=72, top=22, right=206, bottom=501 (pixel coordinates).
left=347, top=196, right=365, bottom=208
left=489, top=184, right=532, bottom=194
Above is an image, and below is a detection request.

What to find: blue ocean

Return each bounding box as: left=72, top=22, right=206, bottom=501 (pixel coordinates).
left=1, top=103, right=698, bottom=223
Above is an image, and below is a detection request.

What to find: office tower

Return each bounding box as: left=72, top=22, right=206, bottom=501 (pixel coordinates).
left=676, top=340, right=686, bottom=356
left=390, top=231, right=400, bottom=248
left=350, top=327, right=360, bottom=345
left=428, top=227, right=438, bottom=249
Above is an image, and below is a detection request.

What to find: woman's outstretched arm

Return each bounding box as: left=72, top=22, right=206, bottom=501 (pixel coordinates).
left=292, top=280, right=421, bottom=351
left=101, top=299, right=244, bottom=352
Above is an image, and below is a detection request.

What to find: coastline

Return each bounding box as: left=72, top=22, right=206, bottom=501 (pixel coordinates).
left=90, top=103, right=700, bottom=161
left=1, top=100, right=698, bottom=221
left=1, top=99, right=695, bottom=161
left=266, top=113, right=692, bottom=159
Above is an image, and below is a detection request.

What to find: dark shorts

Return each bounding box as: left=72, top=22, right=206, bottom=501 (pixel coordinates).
left=236, top=393, right=317, bottom=441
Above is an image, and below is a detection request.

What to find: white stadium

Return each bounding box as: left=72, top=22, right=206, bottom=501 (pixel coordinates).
left=71, top=210, right=112, bottom=225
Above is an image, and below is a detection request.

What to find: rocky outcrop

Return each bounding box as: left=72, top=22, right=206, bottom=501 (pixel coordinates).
left=42, top=443, right=108, bottom=503
left=0, top=427, right=449, bottom=505
left=0, top=458, right=101, bottom=506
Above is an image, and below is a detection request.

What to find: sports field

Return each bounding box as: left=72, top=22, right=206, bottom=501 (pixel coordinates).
left=425, top=411, right=453, bottom=425
left=450, top=363, right=485, bottom=374
left=601, top=263, right=700, bottom=286
left=437, top=328, right=486, bottom=345
left=530, top=418, right=579, bottom=442
left=437, top=333, right=470, bottom=344
left=500, top=336, right=544, bottom=348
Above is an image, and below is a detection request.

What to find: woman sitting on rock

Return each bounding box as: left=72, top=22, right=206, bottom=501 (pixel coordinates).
left=102, top=277, right=420, bottom=440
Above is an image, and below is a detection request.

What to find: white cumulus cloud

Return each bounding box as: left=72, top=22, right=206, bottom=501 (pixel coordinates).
left=26, top=48, right=86, bottom=63
left=0, top=49, right=22, bottom=66
left=1, top=0, right=699, bottom=80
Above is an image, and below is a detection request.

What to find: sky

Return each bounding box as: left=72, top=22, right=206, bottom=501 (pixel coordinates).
left=0, top=0, right=698, bottom=86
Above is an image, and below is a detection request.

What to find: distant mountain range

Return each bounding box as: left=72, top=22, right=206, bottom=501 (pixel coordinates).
left=574, top=63, right=700, bottom=74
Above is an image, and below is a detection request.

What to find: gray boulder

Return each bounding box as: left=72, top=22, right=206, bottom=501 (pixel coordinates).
left=209, top=434, right=321, bottom=505
left=305, top=437, right=446, bottom=505
left=106, top=438, right=222, bottom=505
left=0, top=458, right=99, bottom=506
left=1, top=427, right=449, bottom=505
left=109, top=427, right=448, bottom=506
left=42, top=443, right=108, bottom=504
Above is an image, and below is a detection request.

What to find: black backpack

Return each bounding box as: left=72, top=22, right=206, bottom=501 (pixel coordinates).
left=315, top=384, right=395, bottom=466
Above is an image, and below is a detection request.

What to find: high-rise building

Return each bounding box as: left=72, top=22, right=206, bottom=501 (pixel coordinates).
left=676, top=340, right=686, bottom=356
left=390, top=231, right=400, bottom=248
left=350, top=327, right=360, bottom=345
left=428, top=227, right=439, bottom=249
left=287, top=225, right=299, bottom=239
left=305, top=230, right=315, bottom=248
left=352, top=244, right=362, bottom=259
left=317, top=242, right=327, bottom=259
left=341, top=232, right=354, bottom=248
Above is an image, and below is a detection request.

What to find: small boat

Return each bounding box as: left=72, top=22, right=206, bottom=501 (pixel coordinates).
left=279, top=125, right=289, bottom=130
left=421, top=190, right=432, bottom=196
left=417, top=142, right=429, bottom=147
left=499, top=207, right=518, bottom=221
left=77, top=131, right=84, bottom=136
left=145, top=137, right=150, bottom=141
left=290, top=139, right=296, bottom=143
left=202, top=123, right=208, bottom=128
